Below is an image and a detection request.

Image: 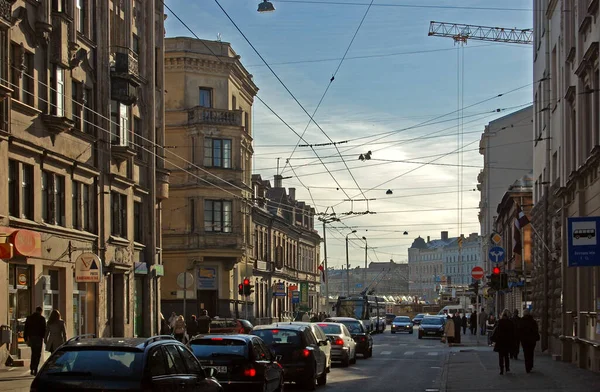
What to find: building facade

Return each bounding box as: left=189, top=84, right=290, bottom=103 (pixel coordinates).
left=443, top=233, right=482, bottom=286
left=0, top=0, right=167, bottom=366
left=478, top=106, right=533, bottom=287
left=533, top=0, right=600, bottom=372
left=492, top=174, right=533, bottom=316
left=161, top=37, right=258, bottom=319
left=251, top=175, right=321, bottom=323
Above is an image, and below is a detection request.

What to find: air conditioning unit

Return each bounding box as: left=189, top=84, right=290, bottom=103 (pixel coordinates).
left=41, top=275, right=52, bottom=291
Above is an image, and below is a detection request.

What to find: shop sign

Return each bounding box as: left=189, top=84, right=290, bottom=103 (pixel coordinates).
left=288, top=285, right=298, bottom=298
left=10, top=230, right=42, bottom=257
left=134, top=262, right=148, bottom=275
left=300, top=282, right=309, bottom=305
left=198, top=267, right=217, bottom=290
left=0, top=243, right=14, bottom=259
left=17, top=272, right=27, bottom=287
left=153, top=264, right=165, bottom=276
left=75, top=253, right=102, bottom=283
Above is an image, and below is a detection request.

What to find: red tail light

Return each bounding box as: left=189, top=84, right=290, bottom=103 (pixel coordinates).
left=244, top=368, right=256, bottom=377
left=302, top=349, right=310, bottom=357
left=211, top=337, right=223, bottom=341
left=334, top=338, right=344, bottom=346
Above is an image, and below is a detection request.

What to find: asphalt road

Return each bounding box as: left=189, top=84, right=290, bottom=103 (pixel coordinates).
left=287, top=325, right=448, bottom=392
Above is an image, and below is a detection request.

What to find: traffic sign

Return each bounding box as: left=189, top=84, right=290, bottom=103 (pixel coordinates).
left=273, top=282, right=286, bottom=297
left=490, top=232, right=502, bottom=245
left=292, top=290, right=300, bottom=304
left=568, top=216, right=600, bottom=267
left=488, top=246, right=505, bottom=263
left=355, top=283, right=363, bottom=288
left=471, top=266, right=484, bottom=280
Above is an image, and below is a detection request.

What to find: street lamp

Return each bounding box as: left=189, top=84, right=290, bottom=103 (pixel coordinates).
left=362, top=236, right=367, bottom=290
left=258, top=0, right=275, bottom=12
left=346, top=230, right=357, bottom=296
left=319, top=216, right=340, bottom=313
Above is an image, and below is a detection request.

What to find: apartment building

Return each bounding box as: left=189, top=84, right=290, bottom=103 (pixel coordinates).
left=161, top=37, right=258, bottom=319
left=0, top=0, right=167, bottom=366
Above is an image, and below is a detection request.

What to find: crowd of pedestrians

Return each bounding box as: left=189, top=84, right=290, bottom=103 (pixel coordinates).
left=160, top=309, right=212, bottom=344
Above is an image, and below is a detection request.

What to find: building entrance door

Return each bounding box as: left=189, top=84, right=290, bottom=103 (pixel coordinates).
left=8, top=264, right=32, bottom=355
left=197, top=290, right=218, bottom=318
left=72, top=291, right=86, bottom=337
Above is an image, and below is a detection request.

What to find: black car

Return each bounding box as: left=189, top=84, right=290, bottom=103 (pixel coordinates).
left=251, top=324, right=327, bottom=390
left=323, top=317, right=373, bottom=358
left=189, top=335, right=284, bottom=392
left=31, top=335, right=223, bottom=392
left=412, top=313, right=428, bottom=325
left=418, top=316, right=446, bottom=339
left=390, top=316, right=413, bottom=334
left=385, top=313, right=396, bottom=325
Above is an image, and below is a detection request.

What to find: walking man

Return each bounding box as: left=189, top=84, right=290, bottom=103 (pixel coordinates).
left=519, top=309, right=540, bottom=373
left=510, top=310, right=521, bottom=360
left=491, top=309, right=515, bottom=375
left=469, top=310, right=477, bottom=335
left=479, top=308, right=488, bottom=335
left=24, top=306, right=46, bottom=375
left=197, top=309, right=211, bottom=334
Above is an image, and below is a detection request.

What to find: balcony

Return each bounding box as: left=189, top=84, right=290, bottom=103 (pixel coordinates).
left=41, top=114, right=74, bottom=143
left=188, top=107, right=243, bottom=127
left=0, top=0, right=14, bottom=29
left=110, top=47, right=140, bottom=105
left=156, top=167, right=170, bottom=200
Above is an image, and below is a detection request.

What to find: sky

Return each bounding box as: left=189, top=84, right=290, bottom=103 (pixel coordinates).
left=164, top=0, right=534, bottom=270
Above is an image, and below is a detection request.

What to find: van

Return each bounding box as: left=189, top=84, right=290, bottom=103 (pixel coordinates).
left=437, top=305, right=468, bottom=316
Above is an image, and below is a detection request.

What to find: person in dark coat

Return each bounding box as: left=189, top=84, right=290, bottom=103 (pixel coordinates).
left=470, top=310, right=477, bottom=335
left=187, top=315, right=199, bottom=338
left=510, top=310, right=521, bottom=360
left=197, top=310, right=211, bottom=334
left=518, top=309, right=540, bottom=373
left=24, top=306, right=46, bottom=376
left=453, top=313, right=461, bottom=344
left=491, top=309, right=515, bottom=375
left=461, top=313, right=468, bottom=334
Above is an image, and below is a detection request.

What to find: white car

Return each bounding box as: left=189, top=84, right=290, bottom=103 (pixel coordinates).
left=290, top=322, right=332, bottom=373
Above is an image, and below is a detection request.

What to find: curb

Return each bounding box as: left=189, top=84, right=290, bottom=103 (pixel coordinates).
left=440, top=351, right=451, bottom=392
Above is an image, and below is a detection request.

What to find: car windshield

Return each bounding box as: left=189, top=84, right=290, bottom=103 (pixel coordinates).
left=415, top=314, right=426, bottom=318
left=43, top=349, right=143, bottom=379
left=190, top=338, right=248, bottom=358
left=339, top=321, right=363, bottom=334
left=317, top=324, right=342, bottom=334
left=211, top=320, right=237, bottom=329
left=394, top=317, right=410, bottom=322
left=251, top=329, right=302, bottom=346
left=421, top=318, right=444, bottom=325
left=337, top=300, right=366, bottom=319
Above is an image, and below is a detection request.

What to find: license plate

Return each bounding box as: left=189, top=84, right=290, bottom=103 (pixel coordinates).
left=427, top=331, right=436, bottom=335
left=215, top=366, right=228, bottom=374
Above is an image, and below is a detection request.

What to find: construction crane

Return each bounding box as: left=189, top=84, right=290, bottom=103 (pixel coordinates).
left=428, top=21, right=533, bottom=45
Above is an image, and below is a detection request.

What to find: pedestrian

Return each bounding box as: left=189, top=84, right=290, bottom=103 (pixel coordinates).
left=159, top=313, right=171, bottom=335
left=491, top=309, right=515, bottom=375
left=173, top=315, right=187, bottom=343
left=443, top=315, right=455, bottom=347
left=197, top=309, right=211, bottom=334
left=486, top=315, right=497, bottom=346
left=45, top=309, right=67, bottom=354
left=479, top=308, right=488, bottom=335
left=461, top=313, right=468, bottom=334
left=24, top=306, right=46, bottom=376
left=301, top=312, right=310, bottom=322
left=470, top=310, right=477, bottom=335
left=187, top=315, right=199, bottom=338
left=518, top=309, right=540, bottom=373
left=453, top=313, right=461, bottom=344
left=510, top=309, right=521, bottom=360
left=168, top=312, right=178, bottom=329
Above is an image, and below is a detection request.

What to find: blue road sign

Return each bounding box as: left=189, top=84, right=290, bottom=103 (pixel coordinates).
left=568, top=216, right=600, bottom=267
left=489, top=246, right=506, bottom=263
left=355, top=283, right=363, bottom=288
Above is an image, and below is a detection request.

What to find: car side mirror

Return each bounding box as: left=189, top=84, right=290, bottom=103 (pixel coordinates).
left=275, top=355, right=282, bottom=362
left=204, top=367, right=218, bottom=378
left=319, top=340, right=327, bottom=346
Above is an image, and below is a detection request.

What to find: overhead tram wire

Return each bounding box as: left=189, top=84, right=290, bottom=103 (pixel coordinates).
left=213, top=0, right=368, bottom=203
left=270, top=1, right=534, bottom=12
left=280, top=0, right=374, bottom=175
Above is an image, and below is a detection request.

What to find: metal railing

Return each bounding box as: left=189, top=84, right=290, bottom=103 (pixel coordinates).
left=188, top=107, right=243, bottom=127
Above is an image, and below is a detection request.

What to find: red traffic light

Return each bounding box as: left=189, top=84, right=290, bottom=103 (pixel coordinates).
left=243, top=278, right=250, bottom=285
left=238, top=284, right=243, bottom=290
left=492, top=266, right=501, bottom=275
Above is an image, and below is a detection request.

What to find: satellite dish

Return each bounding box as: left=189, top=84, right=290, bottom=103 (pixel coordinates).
left=177, top=272, right=195, bottom=289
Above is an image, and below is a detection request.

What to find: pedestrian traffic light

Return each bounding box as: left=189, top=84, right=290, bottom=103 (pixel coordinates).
left=238, top=283, right=244, bottom=296
left=492, top=266, right=501, bottom=275
left=243, top=278, right=254, bottom=296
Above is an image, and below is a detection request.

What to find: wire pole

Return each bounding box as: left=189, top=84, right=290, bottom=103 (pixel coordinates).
left=323, top=220, right=330, bottom=310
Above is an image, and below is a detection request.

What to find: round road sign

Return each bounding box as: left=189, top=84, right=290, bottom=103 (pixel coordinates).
left=471, top=266, right=484, bottom=280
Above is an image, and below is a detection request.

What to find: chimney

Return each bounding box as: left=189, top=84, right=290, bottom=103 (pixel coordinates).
left=289, top=188, right=296, bottom=201
left=427, top=236, right=430, bottom=243
left=441, top=231, right=449, bottom=241
left=274, top=174, right=283, bottom=188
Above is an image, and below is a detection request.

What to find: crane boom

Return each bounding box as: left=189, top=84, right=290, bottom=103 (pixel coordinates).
left=428, top=21, right=533, bottom=45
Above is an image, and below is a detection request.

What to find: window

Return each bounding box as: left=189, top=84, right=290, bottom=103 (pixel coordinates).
left=77, top=0, right=86, bottom=33
left=10, top=43, right=18, bottom=97
left=147, top=348, right=167, bottom=377
left=52, top=0, right=65, bottom=12
left=204, top=138, right=232, bottom=168
left=231, top=95, right=236, bottom=110
left=110, top=100, right=119, bottom=143
left=23, top=52, right=34, bottom=106
left=110, top=100, right=130, bottom=146
left=199, top=88, right=212, bottom=107
left=134, top=201, right=142, bottom=242
left=204, top=200, right=232, bottom=233
left=133, top=116, right=143, bottom=155
left=111, top=192, right=128, bottom=238
left=42, top=171, right=65, bottom=226
left=244, top=112, right=250, bottom=133
left=8, top=160, right=18, bottom=216
left=132, top=34, right=140, bottom=54
left=190, top=199, right=196, bottom=232
left=164, top=345, right=187, bottom=374
left=55, top=66, right=65, bottom=116
left=72, top=81, right=80, bottom=130
left=21, top=164, right=33, bottom=220
left=72, top=181, right=80, bottom=228
left=176, top=346, right=202, bottom=375
left=82, top=183, right=93, bottom=232
left=83, top=87, right=93, bottom=134
left=10, top=45, right=34, bottom=105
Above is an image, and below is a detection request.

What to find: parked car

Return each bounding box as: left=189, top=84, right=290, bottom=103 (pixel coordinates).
left=288, top=322, right=331, bottom=372
left=385, top=313, right=396, bottom=325
left=316, top=322, right=357, bottom=367
left=188, top=334, right=284, bottom=392
left=323, top=317, right=373, bottom=358
left=251, top=324, right=327, bottom=390
left=390, top=316, right=413, bottom=334
left=31, top=335, right=223, bottom=392
left=418, top=316, right=446, bottom=339
left=209, top=319, right=253, bottom=335
left=411, top=313, right=428, bottom=325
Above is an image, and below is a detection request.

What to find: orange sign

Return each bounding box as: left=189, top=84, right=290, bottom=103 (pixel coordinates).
left=0, top=243, right=13, bottom=259
left=11, top=230, right=41, bottom=257
left=288, top=285, right=298, bottom=298
left=17, top=273, right=27, bottom=286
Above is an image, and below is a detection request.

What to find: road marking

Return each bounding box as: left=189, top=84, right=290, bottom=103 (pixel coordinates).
left=380, top=351, right=392, bottom=355
left=404, top=351, right=415, bottom=355
left=427, top=352, right=439, bottom=356
left=430, top=366, right=441, bottom=369
left=425, top=389, right=440, bottom=392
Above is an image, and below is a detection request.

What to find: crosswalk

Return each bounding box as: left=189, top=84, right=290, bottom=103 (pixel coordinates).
left=368, top=350, right=444, bottom=357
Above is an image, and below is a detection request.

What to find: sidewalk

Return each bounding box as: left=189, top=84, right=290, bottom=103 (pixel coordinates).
left=442, top=342, right=600, bottom=391
left=0, top=351, right=50, bottom=392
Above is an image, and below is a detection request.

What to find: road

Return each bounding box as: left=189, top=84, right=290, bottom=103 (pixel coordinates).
left=288, top=325, right=448, bottom=392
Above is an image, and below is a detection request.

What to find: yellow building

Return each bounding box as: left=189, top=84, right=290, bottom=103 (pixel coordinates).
left=0, top=0, right=168, bottom=367
left=161, top=37, right=258, bottom=319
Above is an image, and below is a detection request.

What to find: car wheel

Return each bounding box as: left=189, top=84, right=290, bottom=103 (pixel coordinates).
left=341, top=353, right=350, bottom=367
left=303, top=366, right=317, bottom=391
left=350, top=351, right=357, bottom=365
left=276, top=378, right=285, bottom=392
left=317, top=367, right=327, bottom=386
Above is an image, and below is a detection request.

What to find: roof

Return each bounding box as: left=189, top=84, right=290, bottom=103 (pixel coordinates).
left=63, top=337, right=150, bottom=349
left=252, top=323, right=309, bottom=331
left=324, top=317, right=360, bottom=322
left=189, top=334, right=255, bottom=343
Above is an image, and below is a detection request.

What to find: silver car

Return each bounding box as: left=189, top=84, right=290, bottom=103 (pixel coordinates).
left=391, top=316, right=414, bottom=334
left=316, top=322, right=357, bottom=367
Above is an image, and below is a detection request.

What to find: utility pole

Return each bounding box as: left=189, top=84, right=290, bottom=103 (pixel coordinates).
left=323, top=220, right=329, bottom=309
left=362, top=237, right=367, bottom=290
left=345, top=230, right=356, bottom=296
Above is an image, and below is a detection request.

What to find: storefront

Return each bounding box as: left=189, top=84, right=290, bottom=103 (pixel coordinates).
left=134, top=262, right=148, bottom=337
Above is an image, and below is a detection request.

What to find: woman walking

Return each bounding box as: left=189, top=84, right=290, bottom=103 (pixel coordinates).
left=443, top=315, right=455, bottom=347
left=519, top=309, right=540, bottom=373
left=486, top=315, right=497, bottom=346
left=173, top=315, right=187, bottom=343
left=45, top=309, right=67, bottom=353
left=491, top=309, right=515, bottom=375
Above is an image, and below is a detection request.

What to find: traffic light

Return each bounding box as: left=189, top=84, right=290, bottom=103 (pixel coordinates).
left=238, top=283, right=244, bottom=296
left=243, top=278, right=254, bottom=296
left=487, top=267, right=501, bottom=291
left=492, top=266, right=501, bottom=275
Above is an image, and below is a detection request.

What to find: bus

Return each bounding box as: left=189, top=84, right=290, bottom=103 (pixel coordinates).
left=334, top=295, right=387, bottom=333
